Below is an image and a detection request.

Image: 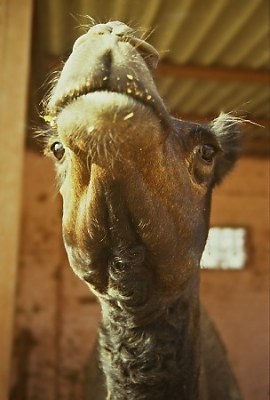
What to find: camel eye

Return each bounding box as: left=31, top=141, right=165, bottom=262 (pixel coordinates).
left=51, top=141, right=65, bottom=161
left=198, top=144, right=217, bottom=164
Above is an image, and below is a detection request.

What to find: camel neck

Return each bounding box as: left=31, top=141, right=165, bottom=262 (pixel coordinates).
left=98, top=288, right=200, bottom=400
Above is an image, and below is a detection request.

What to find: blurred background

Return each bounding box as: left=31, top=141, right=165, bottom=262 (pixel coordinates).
left=0, top=1, right=269, bottom=399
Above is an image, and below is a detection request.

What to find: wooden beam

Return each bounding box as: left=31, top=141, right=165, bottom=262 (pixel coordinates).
left=156, top=62, right=270, bottom=84
left=0, top=1, right=33, bottom=399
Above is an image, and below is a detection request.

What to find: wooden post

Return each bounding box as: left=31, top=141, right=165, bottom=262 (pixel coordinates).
left=0, top=1, right=33, bottom=398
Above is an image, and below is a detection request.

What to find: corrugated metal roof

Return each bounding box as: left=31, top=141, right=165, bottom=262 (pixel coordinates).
left=36, top=0, right=269, bottom=67
left=32, top=0, right=270, bottom=153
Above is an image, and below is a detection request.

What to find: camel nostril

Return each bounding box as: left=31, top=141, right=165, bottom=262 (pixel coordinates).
left=90, top=23, right=113, bottom=36
left=130, top=38, right=160, bottom=69
left=111, top=22, right=134, bottom=38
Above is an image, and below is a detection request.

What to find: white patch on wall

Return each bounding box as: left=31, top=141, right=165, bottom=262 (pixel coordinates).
left=201, top=227, right=247, bottom=270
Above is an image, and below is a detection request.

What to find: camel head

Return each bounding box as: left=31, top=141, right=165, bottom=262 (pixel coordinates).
left=43, top=21, right=241, bottom=321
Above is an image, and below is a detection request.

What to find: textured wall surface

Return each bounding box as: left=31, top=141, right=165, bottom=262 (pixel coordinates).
left=0, top=1, right=33, bottom=399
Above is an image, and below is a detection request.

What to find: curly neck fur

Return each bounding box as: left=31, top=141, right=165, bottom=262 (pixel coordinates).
left=90, top=186, right=202, bottom=399
left=98, top=264, right=200, bottom=400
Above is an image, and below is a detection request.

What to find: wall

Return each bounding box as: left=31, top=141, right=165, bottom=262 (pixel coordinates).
left=201, top=157, right=269, bottom=400
left=10, top=151, right=269, bottom=400
left=0, top=2, right=33, bottom=399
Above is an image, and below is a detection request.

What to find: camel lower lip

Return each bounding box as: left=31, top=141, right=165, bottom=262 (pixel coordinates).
left=55, top=91, right=156, bottom=127
left=55, top=90, right=165, bottom=159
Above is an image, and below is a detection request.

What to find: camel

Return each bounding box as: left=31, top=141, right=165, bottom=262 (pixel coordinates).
left=42, top=21, right=243, bottom=400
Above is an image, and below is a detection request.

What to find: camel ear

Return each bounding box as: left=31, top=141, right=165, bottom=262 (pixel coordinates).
left=210, top=113, right=243, bottom=185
